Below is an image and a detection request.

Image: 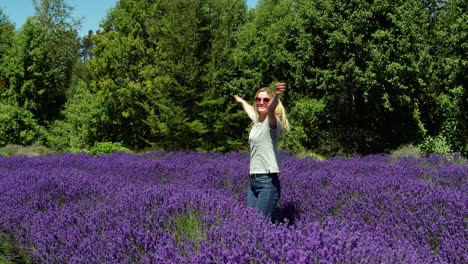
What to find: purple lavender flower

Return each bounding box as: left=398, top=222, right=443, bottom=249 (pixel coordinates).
left=0, top=152, right=465, bottom=263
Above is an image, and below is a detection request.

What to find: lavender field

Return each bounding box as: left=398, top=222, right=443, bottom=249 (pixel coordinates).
left=0, top=151, right=466, bottom=263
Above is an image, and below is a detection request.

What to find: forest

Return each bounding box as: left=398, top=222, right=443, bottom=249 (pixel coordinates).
left=0, top=0, right=466, bottom=157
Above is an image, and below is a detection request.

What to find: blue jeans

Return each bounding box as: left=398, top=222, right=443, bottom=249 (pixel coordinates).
left=247, top=174, right=281, bottom=222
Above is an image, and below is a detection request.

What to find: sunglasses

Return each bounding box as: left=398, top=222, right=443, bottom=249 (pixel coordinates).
left=255, top=97, right=270, bottom=104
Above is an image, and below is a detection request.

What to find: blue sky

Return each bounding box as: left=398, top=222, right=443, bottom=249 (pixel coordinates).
left=1, top=0, right=258, bottom=37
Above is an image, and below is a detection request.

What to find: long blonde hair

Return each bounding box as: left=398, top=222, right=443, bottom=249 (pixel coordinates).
left=253, top=87, right=290, bottom=136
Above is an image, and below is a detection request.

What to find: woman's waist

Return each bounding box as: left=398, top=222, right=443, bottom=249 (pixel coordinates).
left=249, top=172, right=279, bottom=179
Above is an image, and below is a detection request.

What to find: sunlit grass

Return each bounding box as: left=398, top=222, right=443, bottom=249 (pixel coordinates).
left=0, top=144, right=54, bottom=157
left=164, top=210, right=207, bottom=250
left=390, top=144, right=421, bottom=158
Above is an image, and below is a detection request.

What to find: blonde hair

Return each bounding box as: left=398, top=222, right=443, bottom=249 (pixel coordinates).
left=253, top=87, right=290, bottom=136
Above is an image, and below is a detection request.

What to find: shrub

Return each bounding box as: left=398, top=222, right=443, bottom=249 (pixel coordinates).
left=418, top=135, right=453, bottom=156
left=87, top=142, right=132, bottom=155
left=46, top=80, right=105, bottom=152
left=0, top=231, right=32, bottom=264
left=287, top=97, right=326, bottom=152
left=0, top=102, right=45, bottom=147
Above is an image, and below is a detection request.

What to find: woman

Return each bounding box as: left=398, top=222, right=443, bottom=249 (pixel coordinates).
left=234, top=82, right=290, bottom=222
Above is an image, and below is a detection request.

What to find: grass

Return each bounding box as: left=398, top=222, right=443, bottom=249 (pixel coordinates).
left=390, top=144, right=421, bottom=158
left=0, top=232, right=32, bottom=264
left=295, top=150, right=326, bottom=160
left=0, top=144, right=54, bottom=157
left=164, top=210, right=207, bottom=251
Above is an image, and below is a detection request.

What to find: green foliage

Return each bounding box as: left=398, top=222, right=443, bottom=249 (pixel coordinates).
left=0, top=8, right=15, bottom=93
left=278, top=125, right=306, bottom=155
left=232, top=0, right=464, bottom=156
left=0, top=232, right=32, bottom=264
left=0, top=101, right=45, bottom=147
left=425, top=0, right=468, bottom=157
left=47, top=79, right=105, bottom=152
left=286, top=97, right=325, bottom=153
left=418, top=135, right=453, bottom=156
left=1, top=0, right=79, bottom=125
left=87, top=142, right=132, bottom=155
left=0, top=0, right=466, bottom=157
left=90, top=0, right=247, bottom=151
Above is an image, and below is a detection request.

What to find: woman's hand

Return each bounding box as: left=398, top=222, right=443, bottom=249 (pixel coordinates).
left=234, top=94, right=243, bottom=103
left=275, top=82, right=287, bottom=95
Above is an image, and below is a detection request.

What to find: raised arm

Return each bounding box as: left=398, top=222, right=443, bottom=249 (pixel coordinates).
left=268, top=82, right=287, bottom=129
left=234, top=95, right=256, bottom=122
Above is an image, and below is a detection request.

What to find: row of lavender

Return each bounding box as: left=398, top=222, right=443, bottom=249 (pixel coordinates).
left=0, top=151, right=466, bottom=263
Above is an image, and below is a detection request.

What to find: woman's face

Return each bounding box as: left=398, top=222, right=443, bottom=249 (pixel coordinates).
left=255, top=91, right=270, bottom=114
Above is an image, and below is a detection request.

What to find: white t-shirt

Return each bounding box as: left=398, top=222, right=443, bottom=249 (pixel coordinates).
left=249, top=116, right=281, bottom=174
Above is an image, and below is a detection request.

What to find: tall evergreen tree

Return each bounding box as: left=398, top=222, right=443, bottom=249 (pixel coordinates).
left=90, top=0, right=247, bottom=150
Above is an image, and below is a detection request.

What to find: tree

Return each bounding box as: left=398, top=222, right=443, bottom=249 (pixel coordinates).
left=429, top=0, right=468, bottom=155
left=189, top=0, right=248, bottom=151
left=90, top=0, right=247, bottom=150
left=234, top=0, right=441, bottom=155
left=1, top=0, right=80, bottom=125
left=0, top=101, right=45, bottom=147
left=79, top=30, right=95, bottom=62
left=0, top=8, right=15, bottom=92
left=90, top=0, right=163, bottom=149
left=47, top=79, right=105, bottom=152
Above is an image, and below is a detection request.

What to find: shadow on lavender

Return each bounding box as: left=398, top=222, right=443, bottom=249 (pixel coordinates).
left=276, top=201, right=300, bottom=226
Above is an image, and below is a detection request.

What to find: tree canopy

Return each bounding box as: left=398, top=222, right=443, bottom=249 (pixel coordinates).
left=0, top=0, right=466, bottom=156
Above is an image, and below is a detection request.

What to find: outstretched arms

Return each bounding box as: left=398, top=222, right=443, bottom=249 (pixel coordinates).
left=234, top=82, right=287, bottom=126
left=234, top=95, right=256, bottom=122
left=267, top=82, right=287, bottom=129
